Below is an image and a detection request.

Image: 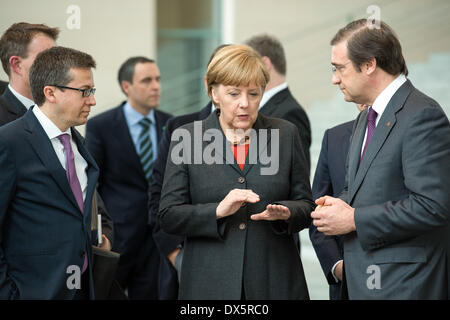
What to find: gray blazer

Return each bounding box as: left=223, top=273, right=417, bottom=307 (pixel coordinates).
left=159, top=112, right=314, bottom=300
left=341, top=80, right=450, bottom=299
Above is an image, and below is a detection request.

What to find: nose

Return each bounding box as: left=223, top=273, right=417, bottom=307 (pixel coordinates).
left=239, top=95, right=249, bottom=108
left=87, top=93, right=96, bottom=106
left=151, top=80, right=161, bottom=91
left=332, top=72, right=340, bottom=85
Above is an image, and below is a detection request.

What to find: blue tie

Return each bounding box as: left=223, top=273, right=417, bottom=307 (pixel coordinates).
left=137, top=118, right=154, bottom=183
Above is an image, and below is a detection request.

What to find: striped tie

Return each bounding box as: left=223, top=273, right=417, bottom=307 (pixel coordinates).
left=137, top=118, right=154, bottom=183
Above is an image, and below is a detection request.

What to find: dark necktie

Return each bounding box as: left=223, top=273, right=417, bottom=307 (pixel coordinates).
left=361, top=107, right=378, bottom=161
left=137, top=118, right=154, bottom=183
left=57, top=133, right=88, bottom=273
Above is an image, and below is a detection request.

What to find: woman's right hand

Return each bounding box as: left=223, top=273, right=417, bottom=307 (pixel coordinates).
left=216, top=189, right=260, bottom=219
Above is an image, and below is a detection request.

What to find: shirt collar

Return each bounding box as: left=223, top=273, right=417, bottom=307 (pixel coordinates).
left=210, top=102, right=217, bottom=114
left=32, top=105, right=71, bottom=140
left=259, top=82, right=288, bottom=109
left=8, top=84, right=35, bottom=110
left=123, top=101, right=156, bottom=127
left=371, top=74, right=407, bottom=117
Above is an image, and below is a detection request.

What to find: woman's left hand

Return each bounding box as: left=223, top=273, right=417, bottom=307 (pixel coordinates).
left=250, top=204, right=291, bottom=221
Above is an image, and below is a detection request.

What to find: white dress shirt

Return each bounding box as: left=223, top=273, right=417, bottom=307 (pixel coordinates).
left=32, top=105, right=88, bottom=201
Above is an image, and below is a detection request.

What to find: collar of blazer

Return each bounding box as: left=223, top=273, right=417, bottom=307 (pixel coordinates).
left=23, top=108, right=99, bottom=216
left=259, top=87, right=290, bottom=115
left=202, top=111, right=274, bottom=176
left=348, top=80, right=414, bottom=204
left=0, top=87, right=28, bottom=116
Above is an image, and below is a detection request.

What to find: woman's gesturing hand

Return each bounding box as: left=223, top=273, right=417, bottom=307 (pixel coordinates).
left=250, top=204, right=291, bottom=221
left=216, top=189, right=260, bottom=219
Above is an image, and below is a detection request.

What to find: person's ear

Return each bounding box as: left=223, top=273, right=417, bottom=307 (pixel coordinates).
left=210, top=85, right=220, bottom=106
left=9, top=56, right=22, bottom=76
left=43, top=85, right=57, bottom=103
left=261, top=56, right=272, bottom=72
left=121, top=80, right=131, bottom=96
left=364, top=57, right=377, bottom=75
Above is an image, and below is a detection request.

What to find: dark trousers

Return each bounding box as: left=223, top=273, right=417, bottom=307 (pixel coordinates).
left=116, top=232, right=160, bottom=299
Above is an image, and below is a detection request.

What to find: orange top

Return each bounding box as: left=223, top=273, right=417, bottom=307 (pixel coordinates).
left=231, top=144, right=250, bottom=171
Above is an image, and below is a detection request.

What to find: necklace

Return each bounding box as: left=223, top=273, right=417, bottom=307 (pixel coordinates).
left=232, top=136, right=250, bottom=146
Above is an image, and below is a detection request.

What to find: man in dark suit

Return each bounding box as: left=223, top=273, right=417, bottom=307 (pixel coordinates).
left=312, top=19, right=450, bottom=299
left=0, top=46, right=98, bottom=299
left=86, top=57, right=172, bottom=299
left=0, top=23, right=58, bottom=126
left=245, top=34, right=311, bottom=172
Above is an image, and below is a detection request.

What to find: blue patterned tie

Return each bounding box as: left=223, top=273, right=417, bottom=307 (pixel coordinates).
left=137, top=118, right=154, bottom=183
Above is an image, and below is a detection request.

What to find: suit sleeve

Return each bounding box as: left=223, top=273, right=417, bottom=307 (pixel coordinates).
left=272, top=125, right=314, bottom=234
left=309, top=129, right=343, bottom=285
left=0, top=140, right=19, bottom=299
left=149, top=122, right=184, bottom=256
left=158, top=136, right=225, bottom=239
left=355, top=105, right=450, bottom=251
left=85, top=120, right=105, bottom=185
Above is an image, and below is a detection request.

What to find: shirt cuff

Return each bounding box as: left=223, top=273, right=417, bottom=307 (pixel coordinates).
left=331, top=260, right=343, bottom=283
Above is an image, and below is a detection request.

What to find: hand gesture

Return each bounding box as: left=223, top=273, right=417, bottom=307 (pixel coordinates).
left=216, top=189, right=260, bottom=219
left=250, top=204, right=291, bottom=221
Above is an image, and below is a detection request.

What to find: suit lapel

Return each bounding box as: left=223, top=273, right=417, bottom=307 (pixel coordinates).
left=349, top=80, right=414, bottom=204
left=1, top=87, right=28, bottom=117
left=23, top=111, right=82, bottom=213
left=259, top=88, right=289, bottom=116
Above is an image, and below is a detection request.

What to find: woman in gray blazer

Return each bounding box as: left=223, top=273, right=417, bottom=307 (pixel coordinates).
left=159, top=45, right=314, bottom=300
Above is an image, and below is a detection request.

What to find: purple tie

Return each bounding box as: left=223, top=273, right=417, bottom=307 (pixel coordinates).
left=58, top=133, right=88, bottom=273
left=361, top=107, right=378, bottom=161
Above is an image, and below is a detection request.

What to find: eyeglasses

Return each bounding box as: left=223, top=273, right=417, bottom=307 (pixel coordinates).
left=331, top=61, right=351, bottom=74
left=50, top=85, right=96, bottom=97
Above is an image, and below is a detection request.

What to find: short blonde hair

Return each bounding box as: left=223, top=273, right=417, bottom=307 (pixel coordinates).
left=206, top=44, right=269, bottom=100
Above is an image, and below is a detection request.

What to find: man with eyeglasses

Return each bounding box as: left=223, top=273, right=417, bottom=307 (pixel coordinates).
left=311, top=19, right=450, bottom=299
left=0, top=46, right=100, bottom=299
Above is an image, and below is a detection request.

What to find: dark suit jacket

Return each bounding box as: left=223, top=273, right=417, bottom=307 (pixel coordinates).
left=0, top=109, right=99, bottom=299
left=309, top=120, right=353, bottom=300
left=0, top=81, right=8, bottom=95
left=0, top=87, right=28, bottom=127
left=159, top=112, right=314, bottom=299
left=85, top=102, right=172, bottom=259
left=340, top=80, right=450, bottom=299
left=259, top=87, right=311, bottom=171
left=148, top=102, right=211, bottom=299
